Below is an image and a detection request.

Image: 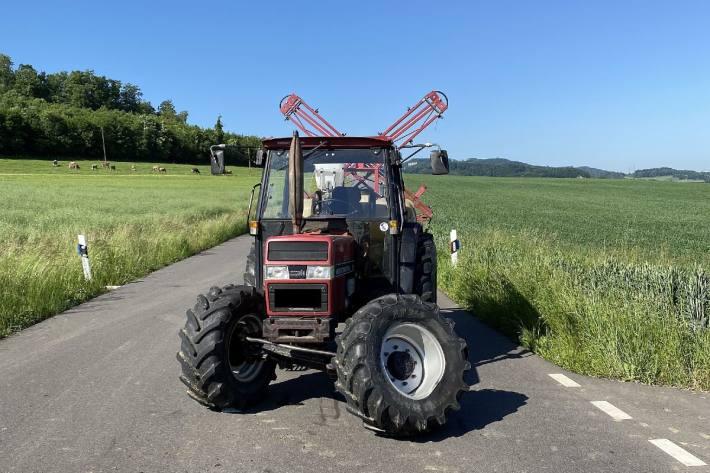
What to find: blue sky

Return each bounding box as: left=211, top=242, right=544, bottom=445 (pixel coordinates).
left=2, top=0, right=709, bottom=171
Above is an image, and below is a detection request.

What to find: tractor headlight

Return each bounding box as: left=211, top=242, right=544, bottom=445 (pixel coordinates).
left=306, top=265, right=333, bottom=279
left=265, top=265, right=289, bottom=280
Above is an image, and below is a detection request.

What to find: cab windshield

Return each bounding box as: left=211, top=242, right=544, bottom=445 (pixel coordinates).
left=262, top=148, right=389, bottom=220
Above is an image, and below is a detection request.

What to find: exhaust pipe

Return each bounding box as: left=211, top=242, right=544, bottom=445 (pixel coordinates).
left=288, top=131, right=303, bottom=234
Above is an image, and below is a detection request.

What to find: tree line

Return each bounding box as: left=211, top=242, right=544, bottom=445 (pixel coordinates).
left=0, top=53, right=260, bottom=164
left=631, top=167, right=710, bottom=182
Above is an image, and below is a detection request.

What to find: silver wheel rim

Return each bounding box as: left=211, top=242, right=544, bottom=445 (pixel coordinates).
left=380, top=323, right=446, bottom=400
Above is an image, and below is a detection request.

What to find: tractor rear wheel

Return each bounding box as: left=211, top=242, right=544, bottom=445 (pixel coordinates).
left=415, top=232, right=437, bottom=303
left=334, top=294, right=469, bottom=436
left=177, top=284, right=276, bottom=409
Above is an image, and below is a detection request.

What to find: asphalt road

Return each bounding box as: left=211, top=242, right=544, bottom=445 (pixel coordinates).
left=1, top=235, right=708, bottom=473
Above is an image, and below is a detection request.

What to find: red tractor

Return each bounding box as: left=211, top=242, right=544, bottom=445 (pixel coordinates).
left=178, top=92, right=470, bottom=436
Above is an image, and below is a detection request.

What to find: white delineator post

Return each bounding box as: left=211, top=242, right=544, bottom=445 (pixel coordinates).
left=450, top=229, right=460, bottom=266
left=77, top=234, right=92, bottom=281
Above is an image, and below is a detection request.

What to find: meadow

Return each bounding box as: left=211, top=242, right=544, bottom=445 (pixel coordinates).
left=0, top=158, right=258, bottom=337
left=409, top=175, right=710, bottom=390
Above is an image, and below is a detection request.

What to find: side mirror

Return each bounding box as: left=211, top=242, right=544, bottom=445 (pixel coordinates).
left=254, top=149, right=266, bottom=166
left=430, top=149, right=449, bottom=175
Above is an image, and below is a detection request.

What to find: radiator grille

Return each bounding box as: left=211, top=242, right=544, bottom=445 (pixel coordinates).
left=268, top=241, right=328, bottom=261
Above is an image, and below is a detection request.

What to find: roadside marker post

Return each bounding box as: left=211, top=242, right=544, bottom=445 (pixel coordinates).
left=450, top=229, right=461, bottom=266
left=77, top=234, right=92, bottom=281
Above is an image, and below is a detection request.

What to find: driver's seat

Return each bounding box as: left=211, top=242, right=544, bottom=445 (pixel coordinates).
left=331, top=186, right=361, bottom=215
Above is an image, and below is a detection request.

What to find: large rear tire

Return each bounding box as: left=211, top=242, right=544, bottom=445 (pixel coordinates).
left=334, top=294, right=469, bottom=436
left=415, top=232, right=437, bottom=303
left=177, top=284, right=276, bottom=409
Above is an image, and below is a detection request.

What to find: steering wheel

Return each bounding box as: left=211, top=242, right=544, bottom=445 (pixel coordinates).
left=319, top=198, right=360, bottom=216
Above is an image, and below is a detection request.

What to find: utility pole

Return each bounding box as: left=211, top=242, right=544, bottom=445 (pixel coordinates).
left=101, top=126, right=108, bottom=163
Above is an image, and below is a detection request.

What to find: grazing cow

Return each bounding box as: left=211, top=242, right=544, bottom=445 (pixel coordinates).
left=191, top=168, right=200, bottom=174
left=110, top=165, right=116, bottom=171
left=158, top=167, right=167, bottom=173
left=68, top=161, right=80, bottom=170
left=131, top=165, right=137, bottom=172
left=152, top=165, right=160, bottom=172
left=52, top=160, right=59, bottom=167
left=91, top=164, right=98, bottom=170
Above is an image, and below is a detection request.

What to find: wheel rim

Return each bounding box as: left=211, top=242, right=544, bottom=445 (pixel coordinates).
left=380, top=323, right=446, bottom=400
left=227, top=314, right=266, bottom=383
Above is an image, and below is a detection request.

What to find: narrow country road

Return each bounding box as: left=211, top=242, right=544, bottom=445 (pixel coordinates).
left=0, top=235, right=708, bottom=472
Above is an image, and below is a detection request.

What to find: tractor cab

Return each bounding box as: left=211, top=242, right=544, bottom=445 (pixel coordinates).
left=251, top=137, right=403, bottom=342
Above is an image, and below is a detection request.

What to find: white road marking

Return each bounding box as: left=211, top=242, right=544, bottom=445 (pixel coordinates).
left=590, top=401, right=632, bottom=421
left=649, top=439, right=707, bottom=467
left=548, top=373, right=580, bottom=387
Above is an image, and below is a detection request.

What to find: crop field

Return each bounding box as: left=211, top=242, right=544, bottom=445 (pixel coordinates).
left=0, top=158, right=257, bottom=337
left=407, top=175, right=710, bottom=390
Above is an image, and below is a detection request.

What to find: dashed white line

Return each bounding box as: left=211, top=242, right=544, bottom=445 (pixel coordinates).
left=590, top=401, right=632, bottom=421
left=548, top=373, right=580, bottom=387
left=649, top=439, right=707, bottom=467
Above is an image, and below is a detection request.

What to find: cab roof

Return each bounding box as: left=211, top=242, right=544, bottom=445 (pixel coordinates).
left=262, top=136, right=392, bottom=150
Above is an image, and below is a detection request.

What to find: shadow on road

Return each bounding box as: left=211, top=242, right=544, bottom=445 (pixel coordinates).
left=239, top=303, right=530, bottom=441
left=414, top=305, right=530, bottom=441
left=258, top=371, right=340, bottom=411
left=440, top=306, right=532, bottom=386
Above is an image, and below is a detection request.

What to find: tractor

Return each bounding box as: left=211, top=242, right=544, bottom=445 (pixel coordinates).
left=177, top=91, right=470, bottom=436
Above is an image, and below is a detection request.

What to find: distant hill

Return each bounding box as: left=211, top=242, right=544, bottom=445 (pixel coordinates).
left=405, top=157, right=590, bottom=178
left=405, top=157, right=708, bottom=182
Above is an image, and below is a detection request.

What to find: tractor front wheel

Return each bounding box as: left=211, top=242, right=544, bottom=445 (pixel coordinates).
left=177, top=284, right=276, bottom=409
left=334, top=294, right=470, bottom=436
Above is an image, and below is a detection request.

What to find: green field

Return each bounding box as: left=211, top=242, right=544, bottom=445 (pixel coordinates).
left=0, top=158, right=257, bottom=337
left=406, top=175, right=710, bottom=390
left=2, top=160, right=708, bottom=389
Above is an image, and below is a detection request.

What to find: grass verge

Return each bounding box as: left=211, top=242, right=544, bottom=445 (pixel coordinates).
left=438, top=230, right=710, bottom=391
left=0, top=165, right=254, bottom=338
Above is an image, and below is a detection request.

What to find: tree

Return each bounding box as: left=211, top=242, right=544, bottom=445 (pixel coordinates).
left=0, top=54, right=13, bottom=92
left=119, top=83, right=143, bottom=112
left=158, top=100, right=177, bottom=120
left=215, top=115, right=224, bottom=144
left=13, top=64, right=47, bottom=99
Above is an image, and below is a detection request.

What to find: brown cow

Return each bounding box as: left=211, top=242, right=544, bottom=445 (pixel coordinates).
left=68, top=161, right=80, bottom=170
left=101, top=161, right=111, bottom=169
